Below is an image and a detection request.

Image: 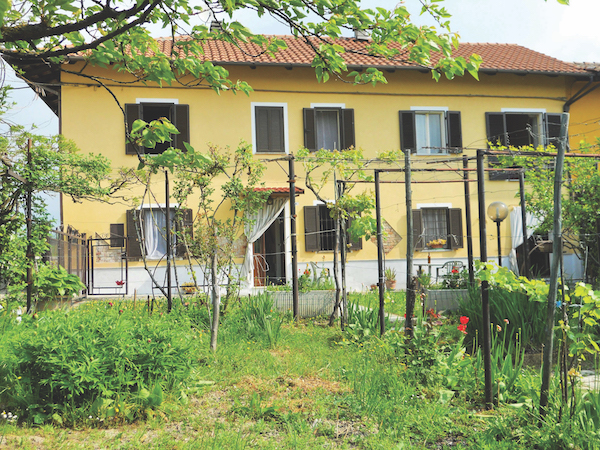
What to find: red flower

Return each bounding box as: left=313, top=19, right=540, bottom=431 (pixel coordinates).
left=457, top=324, right=467, bottom=335
left=426, top=308, right=439, bottom=319
left=452, top=269, right=459, bottom=274
left=108, top=302, right=113, bottom=307
left=460, top=316, right=469, bottom=325
left=116, top=280, right=125, bottom=286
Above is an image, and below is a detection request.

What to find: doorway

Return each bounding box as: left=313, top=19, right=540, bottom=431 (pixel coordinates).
left=253, top=210, right=286, bottom=286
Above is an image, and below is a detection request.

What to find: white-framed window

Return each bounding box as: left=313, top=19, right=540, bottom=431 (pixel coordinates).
left=303, top=103, right=355, bottom=152
left=415, top=112, right=446, bottom=155
left=485, top=109, right=565, bottom=180
left=125, top=99, right=189, bottom=155
left=413, top=204, right=463, bottom=251
left=399, top=108, right=462, bottom=155
left=126, top=205, right=193, bottom=260
left=251, top=102, right=288, bottom=154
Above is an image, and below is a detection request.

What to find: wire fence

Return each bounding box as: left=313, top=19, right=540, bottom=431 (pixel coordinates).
left=44, top=226, right=88, bottom=288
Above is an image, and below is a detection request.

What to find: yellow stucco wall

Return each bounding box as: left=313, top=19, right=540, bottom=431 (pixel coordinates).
left=568, top=79, right=600, bottom=148
left=60, top=63, right=572, bottom=272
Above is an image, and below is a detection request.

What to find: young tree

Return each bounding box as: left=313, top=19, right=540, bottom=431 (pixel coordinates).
left=137, top=141, right=268, bottom=351
left=298, top=147, right=401, bottom=326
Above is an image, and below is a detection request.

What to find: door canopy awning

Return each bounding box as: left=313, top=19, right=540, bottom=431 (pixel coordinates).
left=254, top=187, right=304, bottom=197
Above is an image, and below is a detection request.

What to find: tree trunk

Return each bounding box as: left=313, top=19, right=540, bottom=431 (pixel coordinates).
left=209, top=252, right=220, bottom=352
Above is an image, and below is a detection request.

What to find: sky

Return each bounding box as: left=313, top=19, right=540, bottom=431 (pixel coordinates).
left=3, top=0, right=600, bottom=221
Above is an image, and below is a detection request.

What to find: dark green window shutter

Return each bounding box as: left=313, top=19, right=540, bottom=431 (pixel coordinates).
left=341, top=108, right=355, bottom=150
left=174, top=104, right=190, bottom=151
left=304, top=205, right=320, bottom=251
left=448, top=208, right=464, bottom=249
left=545, top=113, right=564, bottom=148
left=126, top=209, right=143, bottom=259
left=486, top=112, right=511, bottom=180
left=412, top=209, right=424, bottom=250
left=485, top=112, right=507, bottom=147
left=346, top=217, right=363, bottom=251
left=446, top=111, right=463, bottom=153
left=110, top=223, right=125, bottom=248
left=399, top=111, right=416, bottom=154
left=303, top=108, right=316, bottom=152
left=125, top=104, right=141, bottom=155
left=176, top=208, right=194, bottom=257
left=256, top=106, right=285, bottom=153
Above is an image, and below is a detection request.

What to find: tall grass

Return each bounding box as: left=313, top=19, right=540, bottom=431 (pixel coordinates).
left=459, top=284, right=547, bottom=351
left=238, top=293, right=286, bottom=348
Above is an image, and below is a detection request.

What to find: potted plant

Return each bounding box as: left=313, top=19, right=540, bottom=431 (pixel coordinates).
left=34, top=264, right=85, bottom=310
left=385, top=267, right=397, bottom=290
left=426, top=238, right=447, bottom=249
left=181, top=282, right=197, bottom=295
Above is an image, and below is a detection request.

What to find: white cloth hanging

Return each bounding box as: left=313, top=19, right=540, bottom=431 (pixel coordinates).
left=509, top=206, right=541, bottom=276
left=240, top=198, right=287, bottom=286
left=143, top=209, right=167, bottom=259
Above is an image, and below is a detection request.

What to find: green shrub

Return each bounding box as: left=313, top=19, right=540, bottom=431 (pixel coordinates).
left=0, top=301, right=207, bottom=425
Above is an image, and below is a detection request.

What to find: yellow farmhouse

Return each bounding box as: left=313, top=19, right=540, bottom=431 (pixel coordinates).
left=10, top=35, right=592, bottom=295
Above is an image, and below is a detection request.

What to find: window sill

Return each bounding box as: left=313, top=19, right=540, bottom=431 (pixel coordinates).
left=255, top=151, right=288, bottom=155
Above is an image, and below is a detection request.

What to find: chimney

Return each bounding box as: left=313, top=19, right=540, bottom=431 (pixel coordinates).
left=210, top=20, right=223, bottom=32
left=354, top=29, right=370, bottom=40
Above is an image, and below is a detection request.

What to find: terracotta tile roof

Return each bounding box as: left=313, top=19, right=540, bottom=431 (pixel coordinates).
left=574, top=62, right=600, bottom=71
left=158, top=36, right=587, bottom=75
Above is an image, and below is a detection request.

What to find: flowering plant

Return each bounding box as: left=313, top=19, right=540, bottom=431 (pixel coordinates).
left=426, top=238, right=446, bottom=248
left=457, top=315, right=469, bottom=335
left=441, top=268, right=468, bottom=289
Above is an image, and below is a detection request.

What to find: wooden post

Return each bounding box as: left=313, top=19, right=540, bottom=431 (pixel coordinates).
left=288, top=155, right=299, bottom=321
left=463, top=155, right=475, bottom=284
left=339, top=181, right=348, bottom=328
left=405, top=151, right=415, bottom=338
left=477, top=149, right=494, bottom=409
left=165, top=170, right=172, bottom=313
left=519, top=171, right=530, bottom=279
left=331, top=171, right=342, bottom=328
left=375, top=170, right=386, bottom=336
left=540, top=113, right=569, bottom=416
left=26, top=139, right=33, bottom=314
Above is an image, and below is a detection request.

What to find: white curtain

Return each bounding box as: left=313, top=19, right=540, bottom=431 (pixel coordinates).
left=509, top=206, right=541, bottom=276
left=241, top=198, right=287, bottom=286
left=143, top=209, right=167, bottom=259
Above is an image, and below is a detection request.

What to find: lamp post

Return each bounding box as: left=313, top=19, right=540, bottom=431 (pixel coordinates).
left=487, top=201, right=509, bottom=266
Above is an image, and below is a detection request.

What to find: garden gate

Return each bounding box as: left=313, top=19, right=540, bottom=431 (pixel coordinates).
left=87, top=234, right=129, bottom=296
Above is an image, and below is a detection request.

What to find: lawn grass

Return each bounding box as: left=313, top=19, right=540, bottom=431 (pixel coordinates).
left=348, top=290, right=406, bottom=317
left=0, top=296, right=598, bottom=449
